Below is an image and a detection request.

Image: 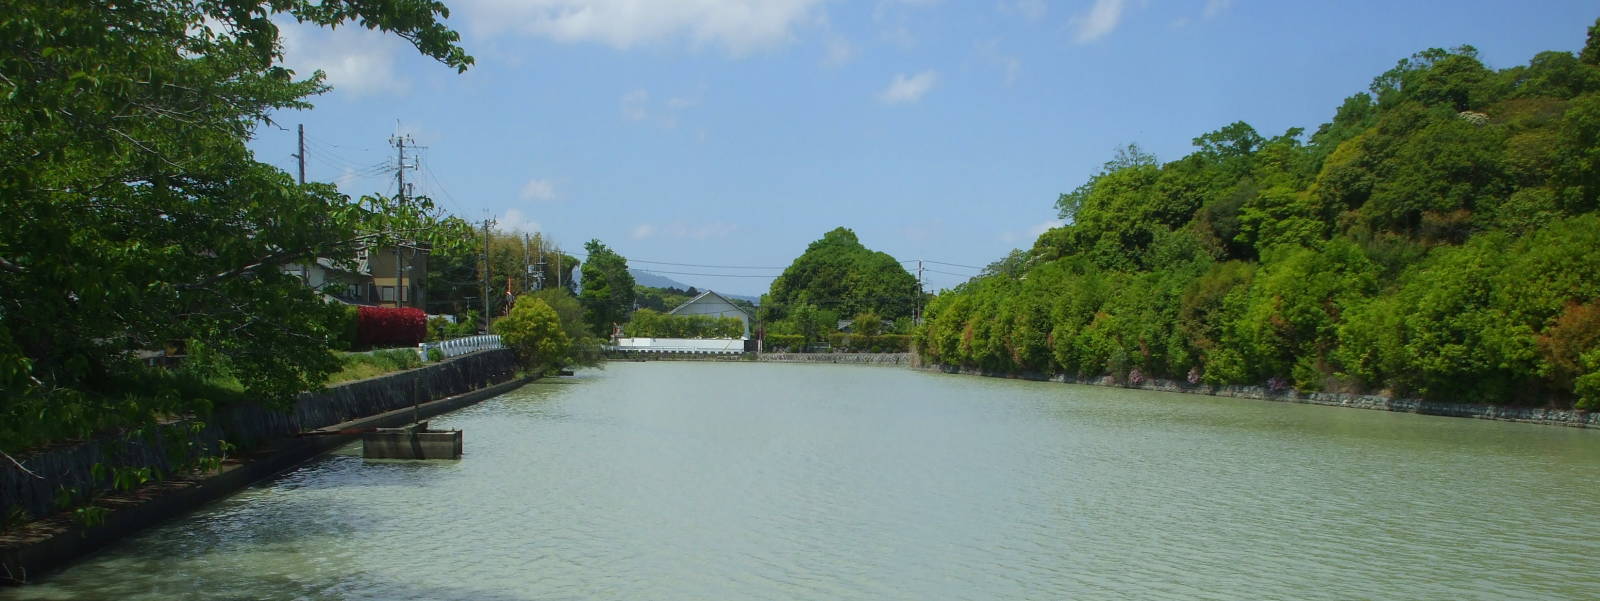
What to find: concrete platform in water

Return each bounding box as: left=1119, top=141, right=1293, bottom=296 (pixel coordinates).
left=361, top=421, right=462, bottom=459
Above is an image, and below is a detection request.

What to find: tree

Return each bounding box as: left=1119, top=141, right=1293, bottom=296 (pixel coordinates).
left=492, top=296, right=570, bottom=373
left=578, top=239, right=635, bottom=336
left=764, top=227, right=918, bottom=321
left=0, top=1, right=474, bottom=451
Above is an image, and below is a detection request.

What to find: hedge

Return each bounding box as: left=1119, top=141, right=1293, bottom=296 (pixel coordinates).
left=758, top=334, right=911, bottom=353
left=357, top=306, right=427, bottom=348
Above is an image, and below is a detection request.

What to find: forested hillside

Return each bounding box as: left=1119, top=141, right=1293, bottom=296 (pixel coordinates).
left=915, top=21, right=1600, bottom=408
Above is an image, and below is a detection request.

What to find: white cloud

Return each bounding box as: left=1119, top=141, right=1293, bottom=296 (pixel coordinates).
left=498, top=208, right=543, bottom=234
left=520, top=179, right=556, bottom=201
left=1000, top=219, right=1063, bottom=244
left=455, top=0, right=826, bottom=55
left=998, top=0, right=1047, bottom=21
left=276, top=20, right=410, bottom=97
left=1028, top=219, right=1064, bottom=238
left=1204, top=0, right=1233, bottom=19
left=631, top=221, right=739, bottom=240
left=878, top=70, right=939, bottom=104
left=1070, top=0, right=1127, bottom=44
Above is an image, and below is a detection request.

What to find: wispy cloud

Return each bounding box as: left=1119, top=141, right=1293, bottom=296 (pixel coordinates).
left=498, top=208, right=542, bottom=234
left=1204, top=0, right=1234, bottom=19
left=878, top=70, right=939, bottom=104
left=823, top=35, right=856, bottom=66
left=455, top=0, right=827, bottom=55
left=998, top=0, right=1047, bottom=21
left=976, top=39, right=1022, bottom=86
left=1070, top=0, right=1127, bottom=44
left=621, top=89, right=650, bottom=121
left=520, top=179, right=556, bottom=201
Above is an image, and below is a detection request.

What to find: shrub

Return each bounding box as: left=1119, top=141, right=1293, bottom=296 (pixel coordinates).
left=764, top=334, right=804, bottom=352
left=356, top=306, right=427, bottom=348
left=327, top=303, right=359, bottom=351
left=493, top=296, right=571, bottom=372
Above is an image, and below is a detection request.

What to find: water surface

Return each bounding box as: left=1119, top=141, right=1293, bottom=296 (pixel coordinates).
left=9, top=362, right=1599, bottom=600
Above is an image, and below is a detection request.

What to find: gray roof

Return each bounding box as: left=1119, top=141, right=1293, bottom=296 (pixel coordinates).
left=667, top=290, right=753, bottom=319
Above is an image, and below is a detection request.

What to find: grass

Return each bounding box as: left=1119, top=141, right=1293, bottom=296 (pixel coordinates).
left=325, top=349, right=423, bottom=385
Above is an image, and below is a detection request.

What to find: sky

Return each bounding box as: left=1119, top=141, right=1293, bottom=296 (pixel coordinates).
left=251, top=0, right=1599, bottom=296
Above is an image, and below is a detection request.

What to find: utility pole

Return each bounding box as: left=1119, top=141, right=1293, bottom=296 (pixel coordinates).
left=521, top=234, right=532, bottom=293
left=294, top=124, right=305, bottom=185
left=388, top=133, right=419, bottom=308
left=481, top=218, right=495, bottom=332
left=391, top=134, right=414, bottom=203
left=534, top=245, right=547, bottom=291
left=915, top=259, right=924, bottom=324
left=555, top=248, right=562, bottom=290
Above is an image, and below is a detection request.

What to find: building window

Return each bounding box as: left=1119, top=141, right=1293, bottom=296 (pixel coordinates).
left=380, top=286, right=396, bottom=302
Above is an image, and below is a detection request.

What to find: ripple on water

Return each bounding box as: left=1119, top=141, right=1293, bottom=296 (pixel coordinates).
left=6, top=363, right=1600, bottom=601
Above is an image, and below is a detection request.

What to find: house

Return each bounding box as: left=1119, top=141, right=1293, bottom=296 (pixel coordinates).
left=668, top=290, right=754, bottom=338
left=366, top=244, right=429, bottom=309
left=284, top=257, right=374, bottom=305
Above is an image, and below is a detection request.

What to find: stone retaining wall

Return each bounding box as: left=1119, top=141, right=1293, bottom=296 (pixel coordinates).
left=1, top=350, right=517, bottom=523
left=756, top=353, right=914, bottom=365
left=929, top=364, right=1599, bottom=428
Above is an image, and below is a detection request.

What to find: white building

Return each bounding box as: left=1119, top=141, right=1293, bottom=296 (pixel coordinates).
left=668, top=290, right=755, bottom=338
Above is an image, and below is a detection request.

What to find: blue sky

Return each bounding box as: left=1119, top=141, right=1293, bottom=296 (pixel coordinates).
left=252, top=0, right=1598, bottom=296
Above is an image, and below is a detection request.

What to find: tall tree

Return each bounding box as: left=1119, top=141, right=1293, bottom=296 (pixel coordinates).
left=578, top=240, right=635, bottom=336
left=764, top=227, right=918, bottom=321
left=0, top=1, right=473, bottom=450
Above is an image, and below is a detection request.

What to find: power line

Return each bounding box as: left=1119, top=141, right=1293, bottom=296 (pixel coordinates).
left=633, top=268, right=778, bottom=279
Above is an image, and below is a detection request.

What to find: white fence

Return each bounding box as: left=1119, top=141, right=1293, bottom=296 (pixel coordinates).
left=606, top=337, right=746, bottom=354
left=419, top=334, right=505, bottom=360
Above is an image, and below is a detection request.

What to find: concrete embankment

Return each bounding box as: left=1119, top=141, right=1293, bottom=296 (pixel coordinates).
left=927, top=364, right=1598, bottom=428
left=1, top=349, right=525, bottom=585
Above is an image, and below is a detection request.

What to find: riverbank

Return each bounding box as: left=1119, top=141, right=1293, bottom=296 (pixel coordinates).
left=925, top=364, right=1599, bottom=428
left=1, top=350, right=527, bottom=585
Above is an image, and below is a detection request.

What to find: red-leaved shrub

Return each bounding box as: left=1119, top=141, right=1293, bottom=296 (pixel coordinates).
left=356, top=306, right=427, bottom=348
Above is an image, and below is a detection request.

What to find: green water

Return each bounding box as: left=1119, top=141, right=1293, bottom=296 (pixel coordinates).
left=9, top=362, right=1599, bottom=600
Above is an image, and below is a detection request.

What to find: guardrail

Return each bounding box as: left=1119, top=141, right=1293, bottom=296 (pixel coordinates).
left=418, top=334, right=505, bottom=360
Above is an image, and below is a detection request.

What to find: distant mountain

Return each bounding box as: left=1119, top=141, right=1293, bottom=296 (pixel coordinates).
left=629, top=269, right=762, bottom=306
left=629, top=269, right=692, bottom=290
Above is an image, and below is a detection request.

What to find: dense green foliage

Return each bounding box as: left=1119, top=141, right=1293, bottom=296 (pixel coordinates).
left=526, top=288, right=604, bottom=367
left=626, top=309, right=744, bottom=338
left=428, top=228, right=577, bottom=317
left=919, top=28, right=1600, bottom=408
left=492, top=296, right=571, bottom=373
left=578, top=239, right=635, bottom=336
left=634, top=285, right=698, bottom=313
left=761, top=228, right=919, bottom=324
left=0, top=1, right=473, bottom=454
